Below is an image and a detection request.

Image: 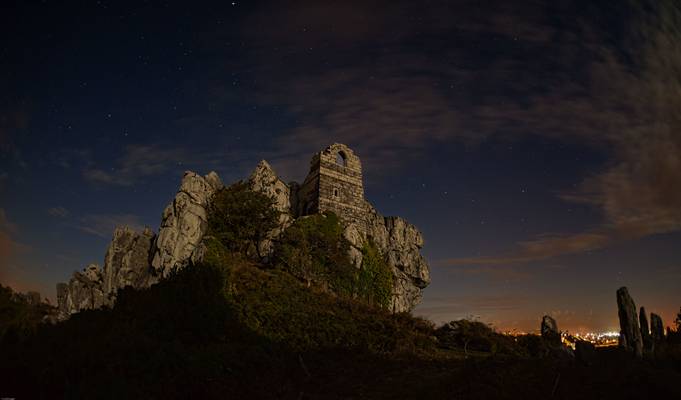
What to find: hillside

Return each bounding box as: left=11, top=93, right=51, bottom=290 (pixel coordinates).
left=3, top=257, right=681, bottom=399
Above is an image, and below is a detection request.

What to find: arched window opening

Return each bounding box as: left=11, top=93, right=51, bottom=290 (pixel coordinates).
left=336, top=151, right=347, bottom=167
left=333, top=188, right=339, bottom=197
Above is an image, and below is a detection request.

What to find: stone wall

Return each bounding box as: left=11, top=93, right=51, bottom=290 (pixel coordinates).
left=297, top=143, right=367, bottom=231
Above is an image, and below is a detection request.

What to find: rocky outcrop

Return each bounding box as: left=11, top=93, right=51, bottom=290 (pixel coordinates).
left=248, top=161, right=293, bottom=259
left=151, top=171, right=223, bottom=277
left=56, top=144, right=432, bottom=318
left=247, top=159, right=430, bottom=312
left=56, top=264, right=107, bottom=319
left=342, top=204, right=430, bottom=312
left=639, top=307, right=653, bottom=353
left=57, top=226, right=157, bottom=319
left=103, top=226, right=156, bottom=294
left=650, top=313, right=665, bottom=343
left=616, top=287, right=643, bottom=357
left=56, top=171, right=222, bottom=320
left=541, top=315, right=561, bottom=345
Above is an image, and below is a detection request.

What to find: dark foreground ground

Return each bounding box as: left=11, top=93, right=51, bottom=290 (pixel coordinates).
left=3, top=344, right=680, bottom=399
left=2, top=264, right=680, bottom=399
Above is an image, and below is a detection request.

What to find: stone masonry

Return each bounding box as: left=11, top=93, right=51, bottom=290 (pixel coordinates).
left=297, top=143, right=368, bottom=231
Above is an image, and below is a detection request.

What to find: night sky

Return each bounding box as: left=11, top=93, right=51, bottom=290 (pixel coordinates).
left=2, top=0, right=680, bottom=333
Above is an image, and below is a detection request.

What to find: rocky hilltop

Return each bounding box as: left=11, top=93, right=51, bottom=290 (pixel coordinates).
left=57, top=144, right=430, bottom=318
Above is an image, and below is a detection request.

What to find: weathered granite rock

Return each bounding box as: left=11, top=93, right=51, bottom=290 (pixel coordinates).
left=575, top=340, right=597, bottom=365
left=639, top=307, right=653, bottom=353
left=360, top=205, right=430, bottom=312
left=246, top=152, right=431, bottom=313
left=56, top=264, right=107, bottom=318
left=248, top=160, right=293, bottom=259
left=103, top=226, right=156, bottom=295
left=55, top=144, right=432, bottom=318
left=151, top=171, right=223, bottom=277
left=541, top=315, right=561, bottom=345
left=56, top=226, right=157, bottom=319
left=650, top=313, right=665, bottom=343
left=616, top=287, right=643, bottom=357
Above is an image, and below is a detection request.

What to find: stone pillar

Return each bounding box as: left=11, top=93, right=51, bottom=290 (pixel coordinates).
left=639, top=307, right=653, bottom=353
left=541, top=315, right=561, bottom=346
left=616, top=287, right=643, bottom=358
left=650, top=313, right=665, bottom=344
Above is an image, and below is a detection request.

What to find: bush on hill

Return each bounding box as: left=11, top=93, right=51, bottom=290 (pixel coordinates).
left=356, top=239, right=393, bottom=309
left=206, top=181, right=280, bottom=259
left=272, top=212, right=355, bottom=292
left=435, top=319, right=522, bottom=357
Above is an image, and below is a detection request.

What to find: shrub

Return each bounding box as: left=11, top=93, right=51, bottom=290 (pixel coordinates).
left=223, top=262, right=435, bottom=353
left=435, top=319, right=520, bottom=356
left=272, top=212, right=355, bottom=294
left=206, top=181, right=279, bottom=259
left=356, top=240, right=393, bottom=309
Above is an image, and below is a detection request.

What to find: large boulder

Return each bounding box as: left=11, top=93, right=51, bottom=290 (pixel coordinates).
left=541, top=315, right=561, bottom=346
left=56, top=264, right=107, bottom=319
left=102, top=226, right=156, bottom=295
left=151, top=171, right=223, bottom=277
left=56, top=226, right=157, bottom=319
left=650, top=313, right=665, bottom=343
left=56, top=171, right=223, bottom=320
left=248, top=160, right=293, bottom=259
left=616, top=287, right=643, bottom=357
left=639, top=307, right=653, bottom=354
left=352, top=204, right=430, bottom=312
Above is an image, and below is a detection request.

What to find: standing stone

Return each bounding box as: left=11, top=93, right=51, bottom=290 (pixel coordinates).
left=541, top=315, right=561, bottom=345
left=650, top=313, right=665, bottom=343
left=616, top=287, right=643, bottom=357
left=151, top=171, right=223, bottom=277
left=575, top=340, right=596, bottom=365
left=639, top=307, right=653, bottom=353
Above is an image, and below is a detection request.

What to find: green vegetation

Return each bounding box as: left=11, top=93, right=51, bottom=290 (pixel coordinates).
left=223, top=262, right=433, bottom=352
left=206, top=181, right=279, bottom=259
left=273, top=212, right=355, bottom=292
left=272, top=212, right=393, bottom=309
left=356, top=240, right=393, bottom=308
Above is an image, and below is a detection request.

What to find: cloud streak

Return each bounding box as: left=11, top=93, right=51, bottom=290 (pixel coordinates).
left=438, top=232, right=610, bottom=267
left=82, top=144, right=189, bottom=186
left=76, top=213, right=144, bottom=238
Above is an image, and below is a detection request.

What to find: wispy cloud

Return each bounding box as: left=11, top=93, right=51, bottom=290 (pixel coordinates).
left=439, top=232, right=610, bottom=267
left=47, top=206, right=70, bottom=218
left=445, top=2, right=681, bottom=265
left=82, top=144, right=190, bottom=186
left=76, top=213, right=144, bottom=238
